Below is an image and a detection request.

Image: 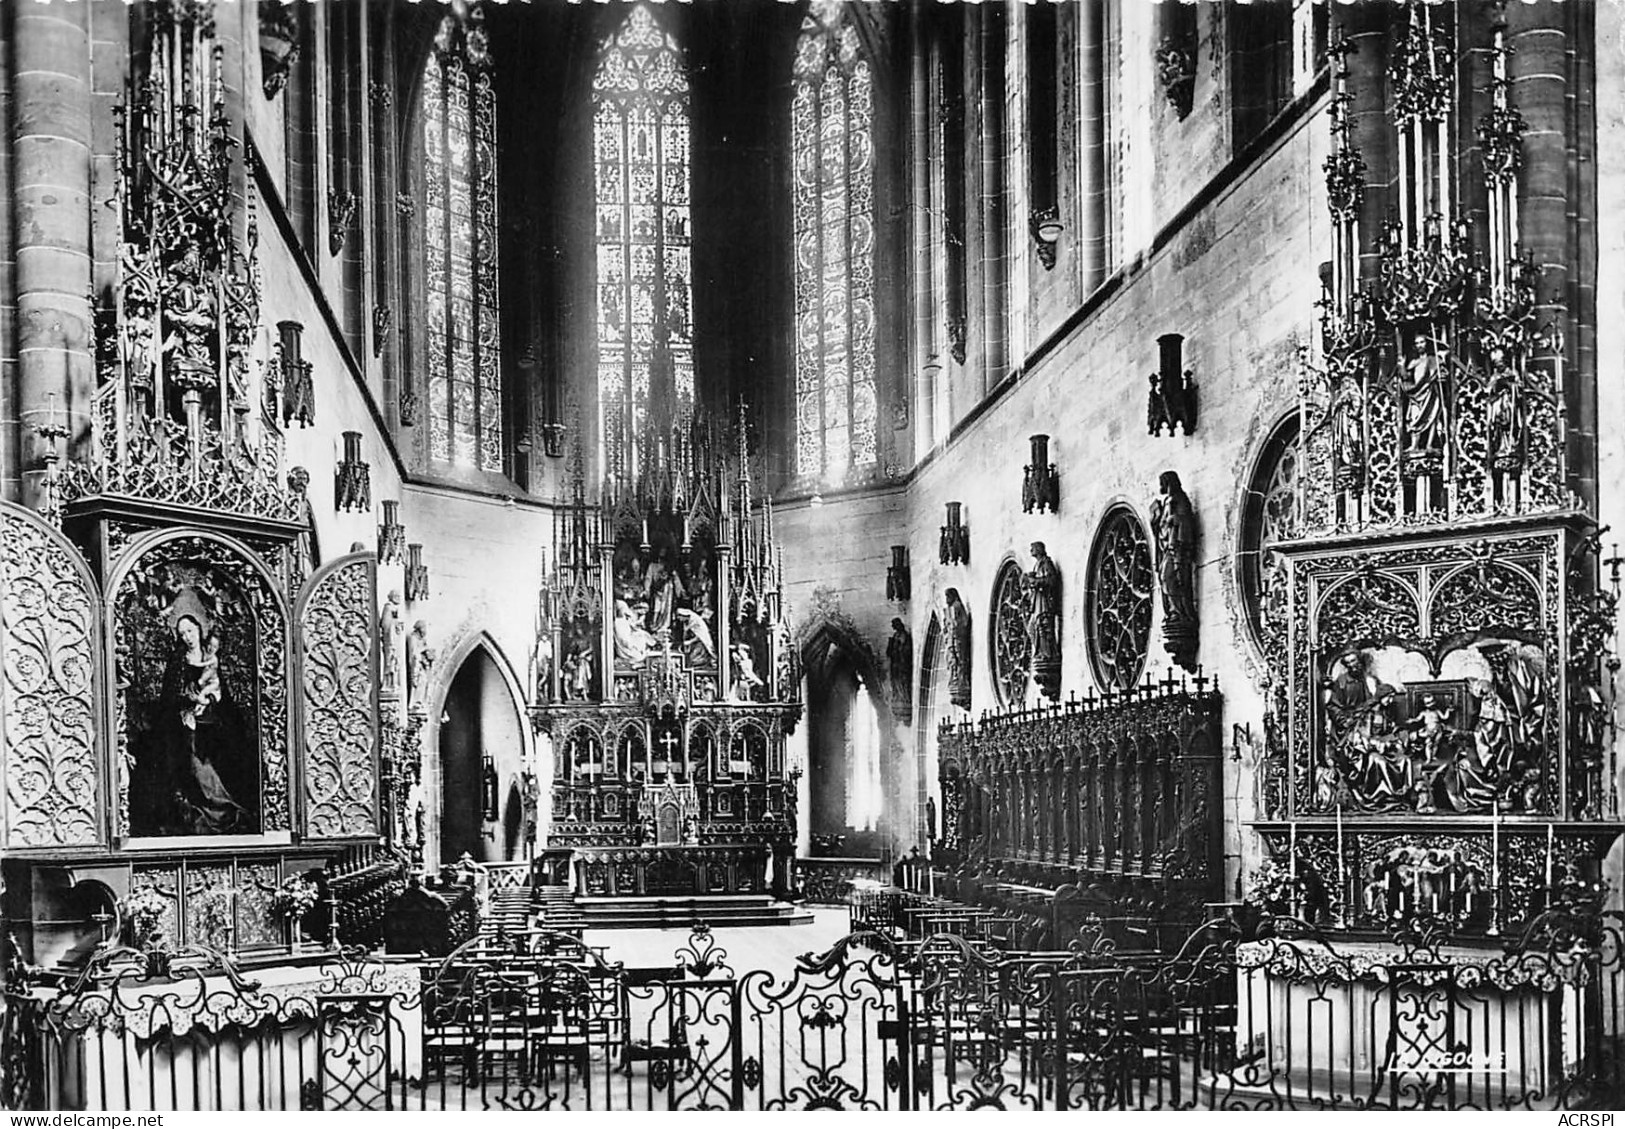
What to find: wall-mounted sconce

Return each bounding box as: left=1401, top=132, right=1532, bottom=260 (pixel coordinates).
left=406, top=543, right=431, bottom=603
left=939, top=502, right=970, bottom=566
left=1022, top=433, right=1059, bottom=514
left=481, top=754, right=499, bottom=823
left=328, top=188, right=358, bottom=256
left=278, top=320, right=314, bottom=428
left=542, top=423, right=566, bottom=459
left=398, top=382, right=420, bottom=429
left=947, top=317, right=967, bottom=366
left=1148, top=332, right=1198, bottom=437
left=372, top=304, right=393, bottom=359
left=259, top=0, right=301, bottom=100
left=1030, top=207, right=1064, bottom=271
left=886, top=545, right=911, bottom=601
left=378, top=499, right=406, bottom=564
left=1155, top=37, right=1197, bottom=120
left=922, top=355, right=945, bottom=398
left=335, top=431, right=371, bottom=513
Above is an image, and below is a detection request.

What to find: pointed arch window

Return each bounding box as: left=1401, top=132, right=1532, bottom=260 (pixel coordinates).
left=421, top=13, right=503, bottom=471
left=792, top=2, right=877, bottom=485
left=594, top=6, right=692, bottom=478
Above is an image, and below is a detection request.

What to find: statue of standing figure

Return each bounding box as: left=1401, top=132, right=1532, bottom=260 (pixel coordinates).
left=379, top=590, right=405, bottom=694
left=887, top=618, right=913, bottom=724
left=1024, top=542, right=1061, bottom=699
left=1150, top=471, right=1199, bottom=671
left=945, top=588, right=972, bottom=711
left=1400, top=326, right=1448, bottom=500
left=405, top=620, right=432, bottom=708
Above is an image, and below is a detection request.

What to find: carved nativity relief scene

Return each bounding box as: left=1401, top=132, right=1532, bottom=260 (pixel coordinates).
left=1253, top=3, right=1618, bottom=944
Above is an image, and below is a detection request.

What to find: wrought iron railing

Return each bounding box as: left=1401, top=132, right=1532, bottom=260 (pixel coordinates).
left=2, top=912, right=1618, bottom=1111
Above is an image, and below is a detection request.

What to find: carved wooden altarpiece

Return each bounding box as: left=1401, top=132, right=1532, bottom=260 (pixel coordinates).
left=533, top=415, right=802, bottom=895
left=1253, top=5, right=1617, bottom=942
left=0, top=0, right=383, bottom=975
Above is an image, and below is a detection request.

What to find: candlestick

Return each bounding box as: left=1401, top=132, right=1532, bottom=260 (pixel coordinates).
left=1545, top=822, right=1554, bottom=893
left=1289, top=821, right=1298, bottom=915
left=1490, top=805, right=1500, bottom=892
left=1336, top=804, right=1346, bottom=925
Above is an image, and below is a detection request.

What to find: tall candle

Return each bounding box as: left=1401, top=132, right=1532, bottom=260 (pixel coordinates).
left=1336, top=804, right=1346, bottom=923
left=1545, top=822, right=1554, bottom=891
left=1289, top=821, right=1299, bottom=914
left=1490, top=806, right=1501, bottom=932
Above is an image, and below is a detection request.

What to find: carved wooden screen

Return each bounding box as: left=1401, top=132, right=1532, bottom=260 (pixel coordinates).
left=0, top=502, right=103, bottom=849
left=297, top=553, right=379, bottom=839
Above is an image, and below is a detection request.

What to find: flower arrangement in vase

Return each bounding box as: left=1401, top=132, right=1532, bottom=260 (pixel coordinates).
left=122, top=887, right=171, bottom=952
left=270, top=875, right=319, bottom=947
left=1244, top=858, right=1307, bottom=918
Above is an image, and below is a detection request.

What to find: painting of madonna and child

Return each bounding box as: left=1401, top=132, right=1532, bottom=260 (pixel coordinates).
left=1316, top=638, right=1546, bottom=817
left=124, top=578, right=263, bottom=838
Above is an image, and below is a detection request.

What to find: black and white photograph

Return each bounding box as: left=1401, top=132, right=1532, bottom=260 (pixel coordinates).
left=0, top=0, right=1620, bottom=1115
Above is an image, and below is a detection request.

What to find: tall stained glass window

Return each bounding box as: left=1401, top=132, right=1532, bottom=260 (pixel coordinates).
left=792, top=1, right=876, bottom=484
left=594, top=6, right=692, bottom=476
left=422, top=13, right=502, bottom=471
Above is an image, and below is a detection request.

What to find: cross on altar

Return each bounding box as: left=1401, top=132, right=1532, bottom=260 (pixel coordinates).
left=657, top=730, right=680, bottom=759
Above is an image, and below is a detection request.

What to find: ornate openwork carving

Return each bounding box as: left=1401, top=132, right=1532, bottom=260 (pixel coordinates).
left=298, top=556, right=380, bottom=839
left=1239, top=414, right=1299, bottom=649
left=1086, top=508, right=1153, bottom=692
left=113, top=534, right=289, bottom=839
left=936, top=682, right=1223, bottom=921
left=67, top=0, right=294, bottom=525
left=989, top=561, right=1028, bottom=708
left=0, top=503, right=101, bottom=849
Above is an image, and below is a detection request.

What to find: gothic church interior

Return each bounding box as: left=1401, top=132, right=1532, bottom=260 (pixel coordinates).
left=0, top=0, right=1621, bottom=1113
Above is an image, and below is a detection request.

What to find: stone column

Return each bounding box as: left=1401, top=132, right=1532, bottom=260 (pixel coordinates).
left=909, top=6, right=937, bottom=452
left=1077, top=0, right=1106, bottom=292
left=1329, top=2, right=1395, bottom=293
left=13, top=3, right=95, bottom=510
left=1505, top=2, right=1591, bottom=505
left=977, top=3, right=1008, bottom=397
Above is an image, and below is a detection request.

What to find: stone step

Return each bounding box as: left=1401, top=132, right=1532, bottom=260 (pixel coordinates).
left=573, top=895, right=813, bottom=929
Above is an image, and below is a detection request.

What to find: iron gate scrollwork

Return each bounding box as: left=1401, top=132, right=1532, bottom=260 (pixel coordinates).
left=1, top=912, right=1618, bottom=1112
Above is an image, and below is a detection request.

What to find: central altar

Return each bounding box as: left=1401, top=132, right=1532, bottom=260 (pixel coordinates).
left=531, top=410, right=802, bottom=896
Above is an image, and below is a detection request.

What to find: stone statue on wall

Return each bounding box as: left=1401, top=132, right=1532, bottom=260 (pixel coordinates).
left=1024, top=542, right=1061, bottom=699
left=945, top=588, right=971, bottom=711
left=1484, top=343, right=1526, bottom=486
left=1150, top=471, right=1199, bottom=671
left=1400, top=326, right=1450, bottom=514
left=379, top=590, right=405, bottom=694
left=405, top=619, right=432, bottom=708
left=532, top=628, right=554, bottom=704
left=729, top=642, right=763, bottom=702
left=287, top=467, right=314, bottom=592
left=887, top=618, right=913, bottom=725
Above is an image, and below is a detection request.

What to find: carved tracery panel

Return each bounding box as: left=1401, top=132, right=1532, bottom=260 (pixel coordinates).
left=1086, top=507, right=1154, bottom=691
left=0, top=502, right=101, bottom=849
left=298, top=554, right=379, bottom=839
left=989, top=560, right=1028, bottom=707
